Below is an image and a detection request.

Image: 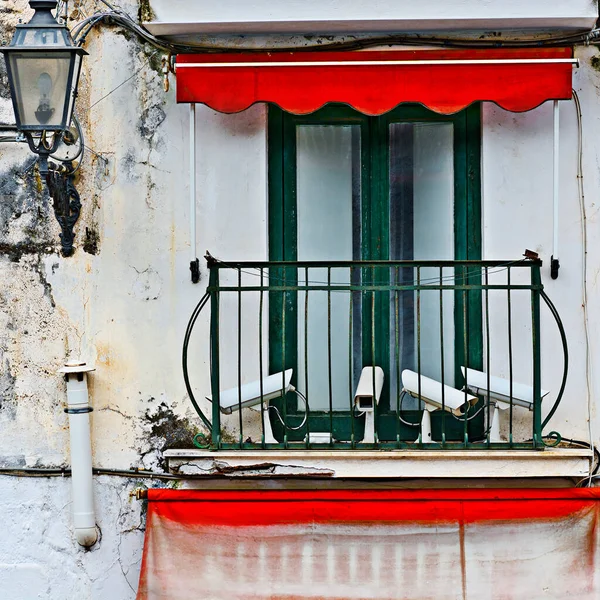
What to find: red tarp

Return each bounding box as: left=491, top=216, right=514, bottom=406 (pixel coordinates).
left=176, top=48, right=575, bottom=115
left=137, top=488, right=600, bottom=600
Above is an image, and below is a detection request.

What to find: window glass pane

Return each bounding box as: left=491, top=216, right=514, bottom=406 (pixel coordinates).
left=296, top=125, right=361, bottom=412
left=389, top=122, right=455, bottom=409
left=9, top=53, right=71, bottom=127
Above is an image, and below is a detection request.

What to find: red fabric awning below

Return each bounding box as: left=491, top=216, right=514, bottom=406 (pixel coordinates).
left=176, top=48, right=575, bottom=116
left=137, top=488, right=600, bottom=600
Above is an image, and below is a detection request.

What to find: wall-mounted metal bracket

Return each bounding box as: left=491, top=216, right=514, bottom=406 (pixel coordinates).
left=523, top=249, right=540, bottom=262
left=25, top=131, right=61, bottom=175
left=204, top=250, right=218, bottom=268
left=190, top=258, right=200, bottom=283
left=550, top=256, right=560, bottom=279
left=46, top=162, right=81, bottom=257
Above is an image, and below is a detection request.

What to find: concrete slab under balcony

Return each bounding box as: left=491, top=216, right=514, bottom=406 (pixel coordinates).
left=164, top=448, right=591, bottom=480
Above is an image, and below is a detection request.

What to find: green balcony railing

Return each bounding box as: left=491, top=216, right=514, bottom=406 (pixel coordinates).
left=183, top=255, right=567, bottom=451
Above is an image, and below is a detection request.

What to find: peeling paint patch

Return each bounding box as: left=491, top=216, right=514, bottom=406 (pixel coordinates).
left=0, top=159, right=53, bottom=246
left=83, top=227, right=100, bottom=255
left=31, top=255, right=56, bottom=308
left=0, top=62, right=11, bottom=99
left=131, top=266, right=162, bottom=300
left=0, top=357, right=16, bottom=418
left=0, top=455, right=26, bottom=468
left=176, top=460, right=336, bottom=478
left=119, top=148, right=142, bottom=182
left=138, top=402, right=200, bottom=470
left=145, top=403, right=197, bottom=449
left=0, top=242, right=54, bottom=262
left=138, top=0, right=156, bottom=23
left=139, top=105, right=166, bottom=141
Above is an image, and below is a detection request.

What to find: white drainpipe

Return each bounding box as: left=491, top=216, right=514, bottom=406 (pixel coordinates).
left=58, top=360, right=98, bottom=547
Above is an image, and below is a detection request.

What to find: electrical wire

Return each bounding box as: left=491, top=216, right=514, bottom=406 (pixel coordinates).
left=539, top=290, right=569, bottom=430
left=572, top=89, right=596, bottom=486
left=0, top=466, right=189, bottom=480
left=397, top=389, right=421, bottom=427
left=20, top=156, right=41, bottom=177
left=206, top=254, right=528, bottom=289
left=554, top=438, right=600, bottom=487
left=568, top=439, right=600, bottom=476
left=5, top=115, right=85, bottom=177
left=58, top=112, right=85, bottom=172
left=69, top=6, right=600, bottom=54
left=450, top=400, right=488, bottom=423
left=97, top=0, right=118, bottom=11
left=398, top=387, right=491, bottom=429
left=182, top=291, right=213, bottom=431
left=267, top=388, right=310, bottom=431
left=86, top=66, right=146, bottom=110
left=61, top=0, right=600, bottom=55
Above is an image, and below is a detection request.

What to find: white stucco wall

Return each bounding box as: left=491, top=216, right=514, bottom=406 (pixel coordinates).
left=0, top=477, right=145, bottom=600
left=482, top=48, right=600, bottom=442
left=1, top=0, right=600, bottom=597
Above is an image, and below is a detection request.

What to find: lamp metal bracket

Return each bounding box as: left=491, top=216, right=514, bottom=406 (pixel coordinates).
left=46, top=161, right=81, bottom=257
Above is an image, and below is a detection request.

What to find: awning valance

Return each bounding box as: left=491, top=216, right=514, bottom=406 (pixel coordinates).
left=137, top=488, right=600, bottom=600
left=176, top=48, right=576, bottom=115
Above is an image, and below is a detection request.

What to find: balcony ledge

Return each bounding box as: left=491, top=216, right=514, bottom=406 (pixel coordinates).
left=164, top=448, right=591, bottom=480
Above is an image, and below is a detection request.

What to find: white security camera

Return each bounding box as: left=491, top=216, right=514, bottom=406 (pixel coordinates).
left=208, top=369, right=294, bottom=443
left=461, top=367, right=550, bottom=441
left=402, top=369, right=477, bottom=415
left=217, top=369, right=294, bottom=414
left=354, top=366, right=384, bottom=443
left=354, top=366, right=384, bottom=411
left=401, top=369, right=478, bottom=442
left=461, top=367, right=549, bottom=410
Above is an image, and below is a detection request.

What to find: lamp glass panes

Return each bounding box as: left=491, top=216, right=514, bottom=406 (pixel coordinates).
left=2, top=1, right=86, bottom=132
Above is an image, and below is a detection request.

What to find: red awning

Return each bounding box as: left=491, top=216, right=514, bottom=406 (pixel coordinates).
left=137, top=488, right=600, bottom=600
left=176, top=48, right=575, bottom=115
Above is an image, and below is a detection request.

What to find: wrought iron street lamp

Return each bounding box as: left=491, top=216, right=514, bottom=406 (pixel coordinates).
left=2, top=0, right=87, bottom=256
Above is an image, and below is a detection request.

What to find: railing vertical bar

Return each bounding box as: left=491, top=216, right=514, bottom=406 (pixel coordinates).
left=327, top=267, right=333, bottom=446
left=416, top=266, right=422, bottom=445
left=259, top=267, right=265, bottom=449
left=462, top=265, right=469, bottom=448
left=371, top=265, right=378, bottom=446
left=209, top=266, right=221, bottom=449
left=349, top=265, right=355, bottom=449
left=282, top=267, right=288, bottom=448
left=395, top=266, right=400, bottom=448
left=439, top=266, right=446, bottom=447
left=485, top=267, right=491, bottom=448
left=531, top=264, right=542, bottom=448
left=237, top=268, right=243, bottom=449
left=304, top=266, right=310, bottom=449
left=507, top=267, right=514, bottom=446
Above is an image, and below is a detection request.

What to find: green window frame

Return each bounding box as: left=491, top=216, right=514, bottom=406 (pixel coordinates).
left=268, top=103, right=483, bottom=442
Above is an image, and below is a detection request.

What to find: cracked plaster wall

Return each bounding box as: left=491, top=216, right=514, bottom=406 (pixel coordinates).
left=0, top=1, right=245, bottom=597
left=0, top=476, right=148, bottom=600
left=0, top=0, right=600, bottom=598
